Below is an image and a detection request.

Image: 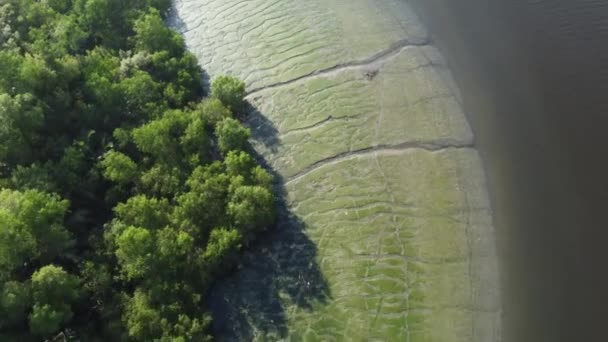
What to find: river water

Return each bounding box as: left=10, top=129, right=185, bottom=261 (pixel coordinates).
left=409, top=1, right=608, bottom=341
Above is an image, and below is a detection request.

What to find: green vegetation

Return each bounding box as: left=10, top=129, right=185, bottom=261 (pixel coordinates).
left=0, top=0, right=276, bottom=340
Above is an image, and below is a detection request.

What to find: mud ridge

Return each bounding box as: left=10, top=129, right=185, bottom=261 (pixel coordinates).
left=286, top=138, right=474, bottom=185
left=246, top=38, right=431, bottom=96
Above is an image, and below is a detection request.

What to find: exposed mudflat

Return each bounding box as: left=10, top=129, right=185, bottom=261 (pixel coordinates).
left=172, top=0, right=500, bottom=340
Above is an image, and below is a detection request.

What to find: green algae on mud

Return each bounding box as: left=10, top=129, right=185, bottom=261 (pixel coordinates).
left=284, top=149, right=498, bottom=341
left=172, top=0, right=501, bottom=340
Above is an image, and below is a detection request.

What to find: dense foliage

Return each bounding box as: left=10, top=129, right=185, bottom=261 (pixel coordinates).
left=0, top=0, right=276, bottom=340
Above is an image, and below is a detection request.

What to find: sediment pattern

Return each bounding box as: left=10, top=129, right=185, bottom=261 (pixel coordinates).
left=172, top=0, right=501, bottom=340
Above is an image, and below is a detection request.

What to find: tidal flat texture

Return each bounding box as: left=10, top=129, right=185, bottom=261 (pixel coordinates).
left=172, top=0, right=501, bottom=340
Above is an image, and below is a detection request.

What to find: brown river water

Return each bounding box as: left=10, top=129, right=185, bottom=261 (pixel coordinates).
left=409, top=1, right=608, bottom=341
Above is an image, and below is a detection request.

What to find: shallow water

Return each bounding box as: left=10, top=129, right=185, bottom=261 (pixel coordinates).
left=172, top=0, right=500, bottom=340
left=408, top=1, right=608, bottom=341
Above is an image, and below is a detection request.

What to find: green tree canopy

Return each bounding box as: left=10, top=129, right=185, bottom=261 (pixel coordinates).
left=114, top=196, right=171, bottom=231
left=0, top=281, right=30, bottom=329
left=123, top=290, right=162, bottom=341
left=29, top=265, right=79, bottom=336
left=0, top=93, right=44, bottom=166
left=0, top=0, right=276, bottom=339
left=0, top=189, right=71, bottom=272
left=228, top=185, right=275, bottom=236
left=195, top=98, right=232, bottom=127
left=210, top=75, right=246, bottom=115
left=216, top=117, right=251, bottom=154
left=115, top=226, right=154, bottom=280
left=132, top=9, right=183, bottom=56
left=101, top=150, right=138, bottom=185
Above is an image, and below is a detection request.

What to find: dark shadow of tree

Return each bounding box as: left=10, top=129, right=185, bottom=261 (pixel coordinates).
left=207, top=102, right=331, bottom=341
left=246, top=107, right=281, bottom=153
